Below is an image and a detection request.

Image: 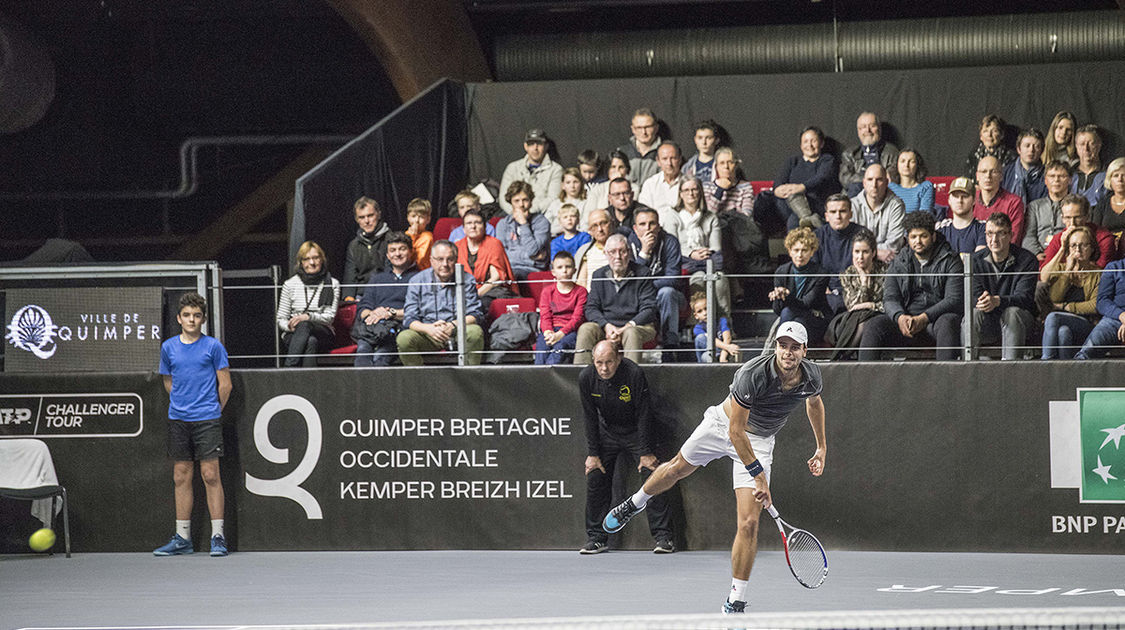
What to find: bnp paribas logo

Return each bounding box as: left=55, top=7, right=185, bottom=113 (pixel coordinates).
left=1049, top=388, right=1125, bottom=504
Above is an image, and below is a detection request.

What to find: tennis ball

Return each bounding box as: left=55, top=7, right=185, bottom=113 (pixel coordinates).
left=29, top=528, right=56, bottom=552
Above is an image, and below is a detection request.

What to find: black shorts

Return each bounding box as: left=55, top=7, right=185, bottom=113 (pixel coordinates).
left=168, top=418, right=224, bottom=461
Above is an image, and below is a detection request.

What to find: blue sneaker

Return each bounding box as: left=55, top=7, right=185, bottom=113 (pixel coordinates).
left=722, top=599, right=747, bottom=614
left=210, top=534, right=228, bottom=557
left=602, top=498, right=645, bottom=533
left=153, top=533, right=193, bottom=556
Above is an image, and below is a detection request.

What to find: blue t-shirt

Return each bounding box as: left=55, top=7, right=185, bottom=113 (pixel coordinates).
left=693, top=316, right=731, bottom=338
left=937, top=218, right=986, bottom=255
left=889, top=180, right=935, bottom=215
left=159, top=335, right=229, bottom=422
left=550, top=231, right=593, bottom=261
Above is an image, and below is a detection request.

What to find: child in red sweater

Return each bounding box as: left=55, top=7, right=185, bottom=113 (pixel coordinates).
left=535, top=251, right=588, bottom=364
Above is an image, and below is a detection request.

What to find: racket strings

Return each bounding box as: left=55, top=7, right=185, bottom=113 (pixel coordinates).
left=786, top=530, right=827, bottom=585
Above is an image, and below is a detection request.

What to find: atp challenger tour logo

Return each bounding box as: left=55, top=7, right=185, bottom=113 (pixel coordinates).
left=1049, top=389, right=1125, bottom=535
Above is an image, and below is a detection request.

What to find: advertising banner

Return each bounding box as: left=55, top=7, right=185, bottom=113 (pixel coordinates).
left=3, top=287, right=163, bottom=372
left=2, top=362, right=1124, bottom=553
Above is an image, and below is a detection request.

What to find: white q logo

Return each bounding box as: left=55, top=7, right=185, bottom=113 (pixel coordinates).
left=245, top=394, right=324, bottom=519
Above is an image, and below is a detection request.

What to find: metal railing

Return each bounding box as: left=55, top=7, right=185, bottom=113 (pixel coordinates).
left=223, top=258, right=1115, bottom=367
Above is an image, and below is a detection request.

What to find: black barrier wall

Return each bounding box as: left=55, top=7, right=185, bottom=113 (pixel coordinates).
left=2, top=364, right=1123, bottom=554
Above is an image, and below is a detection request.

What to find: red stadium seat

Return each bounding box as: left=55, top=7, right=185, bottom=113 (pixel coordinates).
left=929, top=176, right=956, bottom=209
left=329, top=302, right=358, bottom=355
left=488, top=297, right=536, bottom=323
left=488, top=216, right=502, bottom=228
left=433, top=217, right=462, bottom=242
left=523, top=271, right=554, bottom=305
left=750, top=180, right=774, bottom=196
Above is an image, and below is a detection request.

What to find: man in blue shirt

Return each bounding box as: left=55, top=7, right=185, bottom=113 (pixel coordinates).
left=354, top=233, right=419, bottom=366
left=1002, top=129, right=1047, bottom=205
left=153, top=292, right=233, bottom=558
left=397, top=240, right=485, bottom=365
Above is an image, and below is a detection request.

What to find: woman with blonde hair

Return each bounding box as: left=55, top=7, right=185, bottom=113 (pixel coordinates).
left=1091, top=157, right=1125, bottom=234
left=276, top=241, right=340, bottom=367
left=769, top=227, right=830, bottom=344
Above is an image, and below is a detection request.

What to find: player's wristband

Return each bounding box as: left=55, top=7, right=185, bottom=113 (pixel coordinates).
left=745, top=460, right=764, bottom=478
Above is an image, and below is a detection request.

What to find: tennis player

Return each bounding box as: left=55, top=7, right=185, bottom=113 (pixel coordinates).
left=603, top=320, right=827, bottom=613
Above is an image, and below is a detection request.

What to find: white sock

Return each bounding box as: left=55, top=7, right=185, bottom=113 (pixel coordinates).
left=730, top=578, right=749, bottom=603
left=631, top=488, right=653, bottom=508
left=176, top=520, right=190, bottom=539
left=211, top=519, right=224, bottom=538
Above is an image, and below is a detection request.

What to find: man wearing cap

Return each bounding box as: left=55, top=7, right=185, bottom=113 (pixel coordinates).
left=498, top=129, right=563, bottom=216
left=936, top=177, right=987, bottom=255
left=601, top=320, right=827, bottom=614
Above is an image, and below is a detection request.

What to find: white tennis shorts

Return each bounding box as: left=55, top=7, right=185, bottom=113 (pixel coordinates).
left=679, top=403, right=775, bottom=489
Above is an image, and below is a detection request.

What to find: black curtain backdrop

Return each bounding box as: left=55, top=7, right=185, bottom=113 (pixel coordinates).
left=466, top=61, right=1125, bottom=185
left=292, top=79, right=468, bottom=279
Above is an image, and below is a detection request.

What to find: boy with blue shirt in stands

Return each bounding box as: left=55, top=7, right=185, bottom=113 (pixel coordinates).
left=154, top=292, right=233, bottom=557
left=549, top=203, right=592, bottom=260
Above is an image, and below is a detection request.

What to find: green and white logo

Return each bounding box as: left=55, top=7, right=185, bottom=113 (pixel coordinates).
left=1050, top=388, right=1125, bottom=504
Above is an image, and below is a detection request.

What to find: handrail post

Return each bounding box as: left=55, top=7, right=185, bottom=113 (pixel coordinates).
left=706, top=258, right=716, bottom=362
left=455, top=264, right=467, bottom=366
left=961, top=253, right=976, bottom=361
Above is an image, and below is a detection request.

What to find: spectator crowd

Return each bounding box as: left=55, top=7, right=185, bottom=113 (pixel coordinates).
left=276, top=108, right=1125, bottom=366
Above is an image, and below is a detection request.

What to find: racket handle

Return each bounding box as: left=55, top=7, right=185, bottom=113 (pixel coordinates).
left=766, top=505, right=780, bottom=519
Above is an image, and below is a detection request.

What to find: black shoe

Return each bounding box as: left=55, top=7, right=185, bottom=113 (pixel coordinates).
left=603, top=498, right=645, bottom=533
left=653, top=539, right=675, bottom=553
left=578, top=540, right=607, bottom=554
left=722, top=599, right=747, bottom=614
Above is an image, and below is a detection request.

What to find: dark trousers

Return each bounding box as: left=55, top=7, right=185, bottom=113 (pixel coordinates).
left=857, top=312, right=961, bottom=360
left=777, top=305, right=828, bottom=345
left=282, top=320, right=334, bottom=367
left=585, top=430, right=672, bottom=544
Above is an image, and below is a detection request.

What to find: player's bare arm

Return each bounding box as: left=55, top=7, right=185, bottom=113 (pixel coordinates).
left=805, top=394, right=826, bottom=477
left=163, top=374, right=173, bottom=395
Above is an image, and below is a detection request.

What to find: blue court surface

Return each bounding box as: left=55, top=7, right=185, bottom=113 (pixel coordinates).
left=3, top=550, right=1124, bottom=629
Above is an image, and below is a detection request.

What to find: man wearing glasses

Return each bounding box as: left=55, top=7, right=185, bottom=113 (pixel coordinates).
left=574, top=234, right=658, bottom=364
left=616, top=108, right=663, bottom=185
left=1038, top=194, right=1118, bottom=270
left=971, top=212, right=1039, bottom=360
left=606, top=177, right=654, bottom=236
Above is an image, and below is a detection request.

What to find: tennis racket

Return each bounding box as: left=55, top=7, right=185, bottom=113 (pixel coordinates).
left=766, top=504, right=829, bottom=589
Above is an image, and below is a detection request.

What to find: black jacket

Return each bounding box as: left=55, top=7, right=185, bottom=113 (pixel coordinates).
left=343, top=223, right=390, bottom=299
left=884, top=233, right=964, bottom=322
left=971, top=245, right=1039, bottom=312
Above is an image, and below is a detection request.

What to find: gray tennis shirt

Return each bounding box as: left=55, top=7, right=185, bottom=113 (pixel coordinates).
left=729, top=353, right=823, bottom=437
